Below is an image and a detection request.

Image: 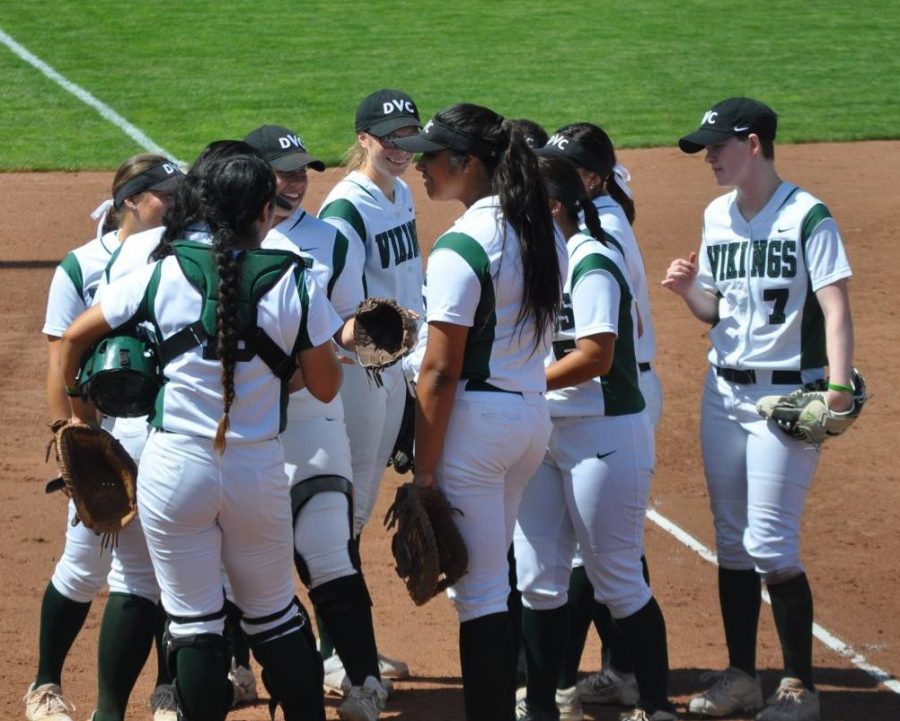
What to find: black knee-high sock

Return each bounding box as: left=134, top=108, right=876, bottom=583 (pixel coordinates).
left=558, top=565, right=593, bottom=689
left=522, top=605, right=569, bottom=712
left=153, top=603, right=171, bottom=687
left=616, top=597, right=674, bottom=714
left=460, top=612, right=516, bottom=721
left=174, top=636, right=232, bottom=721
left=606, top=554, right=651, bottom=675
left=719, top=567, right=761, bottom=675
left=507, top=545, right=522, bottom=672
left=315, top=610, right=334, bottom=660
left=35, top=582, right=91, bottom=687
left=94, top=593, right=158, bottom=721
left=592, top=600, right=614, bottom=666
left=768, top=573, right=814, bottom=689
left=310, top=574, right=379, bottom=686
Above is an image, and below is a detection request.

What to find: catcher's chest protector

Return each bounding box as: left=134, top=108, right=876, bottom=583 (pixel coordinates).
left=172, top=241, right=301, bottom=340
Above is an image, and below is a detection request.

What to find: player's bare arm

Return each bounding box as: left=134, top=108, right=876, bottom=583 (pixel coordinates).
left=817, top=278, right=855, bottom=412
left=545, top=332, right=615, bottom=390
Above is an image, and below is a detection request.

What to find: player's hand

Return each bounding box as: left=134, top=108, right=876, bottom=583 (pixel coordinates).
left=661, top=252, right=699, bottom=296
left=825, top=388, right=854, bottom=413
left=413, top=470, right=435, bottom=489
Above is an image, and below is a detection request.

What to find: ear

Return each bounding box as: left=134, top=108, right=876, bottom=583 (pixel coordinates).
left=549, top=199, right=564, bottom=216
left=747, top=133, right=762, bottom=155
left=123, top=197, right=138, bottom=212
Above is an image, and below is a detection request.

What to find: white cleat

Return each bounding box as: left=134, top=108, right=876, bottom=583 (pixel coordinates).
left=688, top=667, right=764, bottom=717
left=555, top=686, right=584, bottom=721
left=338, top=676, right=388, bottom=721
left=576, top=667, right=640, bottom=706
left=756, top=678, right=820, bottom=721
left=228, top=661, right=258, bottom=707
left=23, top=683, right=76, bottom=721
left=148, top=684, right=178, bottom=721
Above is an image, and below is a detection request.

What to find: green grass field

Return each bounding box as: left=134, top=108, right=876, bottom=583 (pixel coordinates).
left=2, top=1, right=899, bottom=170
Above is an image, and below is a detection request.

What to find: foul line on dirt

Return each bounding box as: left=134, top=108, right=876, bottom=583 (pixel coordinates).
left=0, top=27, right=183, bottom=166
left=646, top=509, right=900, bottom=694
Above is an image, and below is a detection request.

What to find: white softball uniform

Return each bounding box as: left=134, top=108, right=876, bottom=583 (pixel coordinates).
left=43, top=233, right=119, bottom=602
left=515, top=233, right=653, bottom=619
left=320, top=172, right=424, bottom=534
left=696, top=181, right=851, bottom=580
left=592, top=196, right=662, bottom=428
left=99, top=250, right=341, bottom=637
left=264, top=207, right=362, bottom=588
left=426, top=196, right=567, bottom=623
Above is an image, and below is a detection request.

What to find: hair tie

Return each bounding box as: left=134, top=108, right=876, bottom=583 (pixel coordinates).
left=612, top=164, right=634, bottom=200
left=90, top=199, right=114, bottom=239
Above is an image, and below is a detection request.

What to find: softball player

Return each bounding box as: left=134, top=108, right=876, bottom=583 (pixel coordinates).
left=513, top=154, right=676, bottom=721
left=317, top=88, right=423, bottom=681
left=538, top=123, right=660, bottom=708
left=61, top=155, right=343, bottom=721
left=247, top=124, right=388, bottom=721
left=665, top=97, right=855, bottom=721
left=394, top=103, right=566, bottom=721
left=28, top=154, right=180, bottom=721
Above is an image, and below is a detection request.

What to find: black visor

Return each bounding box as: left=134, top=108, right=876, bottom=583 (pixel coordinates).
left=393, top=118, right=502, bottom=160
left=113, top=161, right=182, bottom=209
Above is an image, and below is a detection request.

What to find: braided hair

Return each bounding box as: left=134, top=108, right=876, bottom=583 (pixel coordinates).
left=196, top=155, right=276, bottom=453
left=435, top=103, right=561, bottom=346
left=153, top=140, right=262, bottom=261
left=537, top=155, right=606, bottom=244
left=554, top=122, right=635, bottom=225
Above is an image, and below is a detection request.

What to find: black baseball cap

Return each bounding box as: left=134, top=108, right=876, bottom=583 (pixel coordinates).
left=535, top=133, right=606, bottom=177
left=355, top=89, right=420, bottom=137
left=678, top=97, right=778, bottom=153
left=112, top=160, right=183, bottom=209
left=393, top=114, right=502, bottom=161
left=243, top=125, right=325, bottom=172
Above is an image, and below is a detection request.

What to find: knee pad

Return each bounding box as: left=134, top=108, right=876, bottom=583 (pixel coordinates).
left=308, top=573, right=372, bottom=617
left=291, top=476, right=353, bottom=587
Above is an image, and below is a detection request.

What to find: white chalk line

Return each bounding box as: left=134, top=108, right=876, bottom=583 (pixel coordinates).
left=0, top=27, right=183, bottom=166
left=646, top=508, right=900, bottom=694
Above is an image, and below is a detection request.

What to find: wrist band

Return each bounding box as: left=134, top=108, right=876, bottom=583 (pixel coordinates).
left=65, top=385, right=81, bottom=397
left=827, top=382, right=853, bottom=393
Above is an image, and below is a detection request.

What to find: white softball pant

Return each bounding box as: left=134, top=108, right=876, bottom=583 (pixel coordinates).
left=137, top=431, right=298, bottom=639
left=50, top=500, right=111, bottom=603
left=282, top=415, right=356, bottom=589
left=341, top=362, right=407, bottom=535
left=515, top=412, right=654, bottom=619
left=701, top=368, right=820, bottom=582
left=438, top=388, right=551, bottom=623
left=638, top=364, right=663, bottom=431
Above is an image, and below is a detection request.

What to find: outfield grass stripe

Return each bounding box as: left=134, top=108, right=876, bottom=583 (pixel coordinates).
left=0, top=26, right=183, bottom=165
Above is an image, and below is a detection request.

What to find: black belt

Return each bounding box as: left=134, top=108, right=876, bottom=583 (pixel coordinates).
left=639, top=362, right=652, bottom=372
left=715, top=367, right=802, bottom=385
left=465, top=379, right=522, bottom=395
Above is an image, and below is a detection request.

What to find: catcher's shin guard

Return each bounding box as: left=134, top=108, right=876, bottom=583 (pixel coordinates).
left=248, top=601, right=324, bottom=721
left=164, top=632, right=232, bottom=721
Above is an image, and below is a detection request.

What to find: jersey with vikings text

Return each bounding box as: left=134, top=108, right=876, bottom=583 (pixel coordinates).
left=697, top=182, right=851, bottom=370
left=319, top=171, right=423, bottom=314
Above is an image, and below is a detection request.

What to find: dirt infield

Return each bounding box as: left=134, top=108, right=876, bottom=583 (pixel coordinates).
left=1, top=142, right=898, bottom=720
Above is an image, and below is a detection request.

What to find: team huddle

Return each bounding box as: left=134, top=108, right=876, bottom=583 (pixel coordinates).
left=27, top=91, right=857, bottom=721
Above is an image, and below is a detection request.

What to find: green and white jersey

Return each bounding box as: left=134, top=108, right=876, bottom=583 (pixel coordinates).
left=319, top=171, right=423, bottom=314
left=546, top=232, right=644, bottom=417
left=425, top=196, right=567, bottom=394
left=263, top=206, right=362, bottom=421
left=592, top=196, right=657, bottom=365
left=263, top=206, right=363, bottom=321
left=697, top=182, right=851, bottom=370
left=100, top=250, right=341, bottom=441
left=43, top=231, right=121, bottom=336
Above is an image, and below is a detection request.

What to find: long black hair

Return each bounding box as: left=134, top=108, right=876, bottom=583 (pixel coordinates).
left=554, top=122, right=635, bottom=225
left=195, top=155, right=276, bottom=453
left=435, top=103, right=561, bottom=344
left=153, top=140, right=262, bottom=260
left=537, top=155, right=605, bottom=243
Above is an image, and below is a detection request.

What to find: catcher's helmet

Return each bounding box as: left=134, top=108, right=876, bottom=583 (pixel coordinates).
left=78, top=326, right=162, bottom=418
